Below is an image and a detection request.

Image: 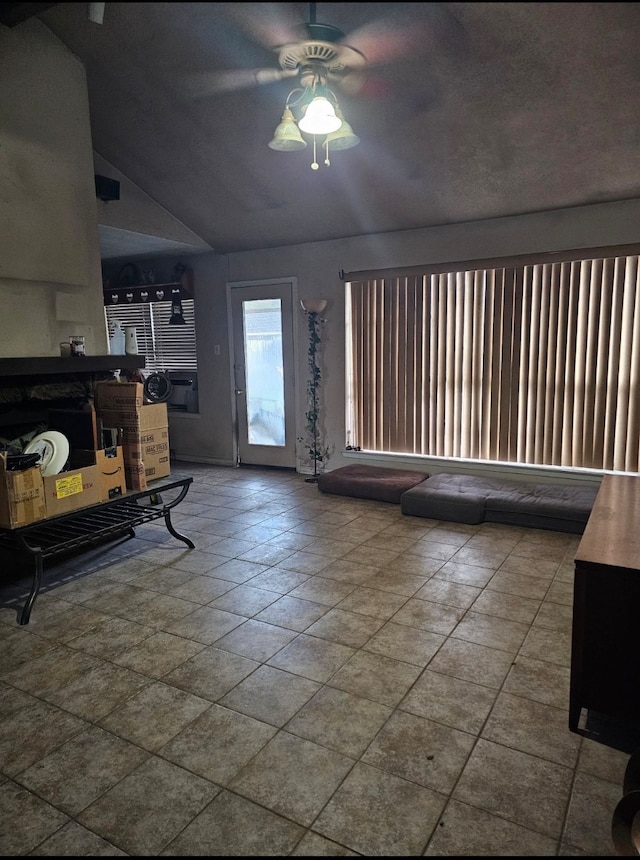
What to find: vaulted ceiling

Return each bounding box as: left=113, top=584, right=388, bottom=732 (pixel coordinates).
left=16, top=3, right=640, bottom=254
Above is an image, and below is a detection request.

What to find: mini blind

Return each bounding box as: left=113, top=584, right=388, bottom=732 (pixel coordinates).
left=347, top=252, right=640, bottom=473
left=104, top=299, right=197, bottom=372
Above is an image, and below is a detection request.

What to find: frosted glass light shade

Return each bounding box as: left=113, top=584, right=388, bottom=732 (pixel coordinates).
left=300, top=298, right=328, bottom=314
left=268, top=107, right=307, bottom=151
left=324, top=107, right=360, bottom=150
left=299, top=97, right=342, bottom=135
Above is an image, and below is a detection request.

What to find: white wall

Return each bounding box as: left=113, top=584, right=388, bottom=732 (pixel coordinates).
left=0, top=19, right=107, bottom=357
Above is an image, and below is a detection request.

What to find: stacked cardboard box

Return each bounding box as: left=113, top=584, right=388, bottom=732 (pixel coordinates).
left=95, top=382, right=170, bottom=491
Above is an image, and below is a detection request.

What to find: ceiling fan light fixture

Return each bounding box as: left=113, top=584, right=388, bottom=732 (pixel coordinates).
left=298, top=96, right=342, bottom=135
left=268, top=107, right=307, bottom=151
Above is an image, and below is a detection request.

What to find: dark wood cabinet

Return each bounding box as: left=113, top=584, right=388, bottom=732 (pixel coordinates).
left=570, top=475, right=640, bottom=732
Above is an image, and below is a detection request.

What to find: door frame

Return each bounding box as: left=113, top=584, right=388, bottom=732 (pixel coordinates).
left=226, top=277, right=300, bottom=468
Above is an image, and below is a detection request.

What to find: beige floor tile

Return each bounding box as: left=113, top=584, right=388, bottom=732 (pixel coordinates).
left=362, top=710, right=475, bottom=792
left=424, top=798, right=558, bottom=855
left=208, top=583, right=280, bottom=616
left=313, top=761, right=445, bottom=855
left=29, top=820, right=127, bottom=855
left=204, top=557, right=270, bottom=582
left=163, top=605, right=246, bottom=645
left=428, top=637, right=515, bottom=689
left=391, top=597, right=465, bottom=636
left=219, top=664, right=321, bottom=726
left=317, top=558, right=378, bottom=585
left=533, top=599, right=574, bottom=631
left=486, top=570, right=551, bottom=600
left=400, top=668, right=498, bottom=734
left=413, top=577, right=481, bottom=608
left=481, top=692, right=581, bottom=767
left=229, top=731, right=354, bottom=827
left=562, top=770, right=622, bottom=855
left=255, top=595, right=330, bottom=631
left=0, top=699, right=87, bottom=776
left=499, top=554, right=560, bottom=578
left=305, top=607, right=385, bottom=647
left=288, top=576, right=357, bottom=607
left=267, top=633, right=356, bottom=683
left=519, top=626, right=572, bottom=667
left=78, top=756, right=219, bottom=855
left=1, top=644, right=101, bottom=697
left=451, top=610, right=530, bottom=653
left=470, top=589, right=541, bottom=624
left=109, top=630, right=205, bottom=678
left=328, top=650, right=422, bottom=707
left=291, top=830, right=358, bottom=855
left=16, top=724, right=149, bottom=815
left=364, top=569, right=431, bottom=596
left=0, top=781, right=68, bottom=855
left=238, top=543, right=297, bottom=566
left=0, top=679, right=38, bottom=720
left=246, top=566, right=312, bottom=593
left=502, top=654, right=571, bottom=710
left=335, top=586, right=408, bottom=620
left=363, top=620, right=444, bottom=666
left=164, top=790, right=304, bottom=855
left=433, top=559, right=496, bottom=586
left=98, top=681, right=211, bottom=751
left=64, top=615, right=156, bottom=659
left=214, top=618, right=297, bottom=661
left=159, top=703, right=277, bottom=784
left=453, top=738, right=573, bottom=838
left=45, top=659, right=152, bottom=720
left=285, top=686, right=392, bottom=757
left=162, top=646, right=259, bottom=702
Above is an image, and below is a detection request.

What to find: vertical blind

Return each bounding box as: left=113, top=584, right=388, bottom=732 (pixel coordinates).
left=347, top=253, right=640, bottom=472
left=104, top=300, right=197, bottom=372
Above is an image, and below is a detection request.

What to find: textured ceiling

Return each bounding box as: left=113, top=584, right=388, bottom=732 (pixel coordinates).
left=33, top=2, right=640, bottom=254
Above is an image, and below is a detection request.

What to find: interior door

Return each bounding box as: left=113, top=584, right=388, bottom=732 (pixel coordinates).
left=229, top=281, right=296, bottom=468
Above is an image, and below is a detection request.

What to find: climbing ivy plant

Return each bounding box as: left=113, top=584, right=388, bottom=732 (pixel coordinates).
left=298, top=308, right=331, bottom=479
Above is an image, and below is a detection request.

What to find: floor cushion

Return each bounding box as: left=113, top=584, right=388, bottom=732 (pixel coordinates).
left=317, top=464, right=429, bottom=504
left=400, top=472, right=599, bottom=533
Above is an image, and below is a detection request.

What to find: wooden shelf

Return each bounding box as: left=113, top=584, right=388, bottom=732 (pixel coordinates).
left=0, top=355, right=145, bottom=377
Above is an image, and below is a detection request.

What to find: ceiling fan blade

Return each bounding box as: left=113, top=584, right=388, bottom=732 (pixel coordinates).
left=215, top=2, right=307, bottom=52
left=183, top=67, right=297, bottom=98
left=339, top=2, right=466, bottom=68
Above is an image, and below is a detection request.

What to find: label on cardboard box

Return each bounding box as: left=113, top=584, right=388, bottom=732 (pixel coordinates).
left=52, top=473, right=83, bottom=499
left=95, top=381, right=145, bottom=411
left=43, top=465, right=101, bottom=518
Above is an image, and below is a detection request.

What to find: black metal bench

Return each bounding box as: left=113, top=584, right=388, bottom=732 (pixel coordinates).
left=0, top=475, right=194, bottom=625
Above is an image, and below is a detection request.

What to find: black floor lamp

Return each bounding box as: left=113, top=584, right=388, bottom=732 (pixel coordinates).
left=300, top=298, right=328, bottom=483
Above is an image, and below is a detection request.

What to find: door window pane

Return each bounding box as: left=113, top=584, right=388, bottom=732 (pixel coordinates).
left=243, top=299, right=285, bottom=446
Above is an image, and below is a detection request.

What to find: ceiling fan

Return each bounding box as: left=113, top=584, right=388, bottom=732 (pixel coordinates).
left=184, top=2, right=466, bottom=100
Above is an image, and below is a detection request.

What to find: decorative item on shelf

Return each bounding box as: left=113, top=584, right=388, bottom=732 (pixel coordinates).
left=69, top=335, right=86, bottom=357
left=117, top=262, right=141, bottom=287
left=124, top=325, right=140, bottom=355
left=169, top=287, right=187, bottom=325
left=299, top=298, right=330, bottom=482
left=109, top=321, right=126, bottom=356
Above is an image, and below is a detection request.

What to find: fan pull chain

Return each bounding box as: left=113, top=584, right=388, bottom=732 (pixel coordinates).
left=324, top=139, right=330, bottom=166
left=311, top=136, right=319, bottom=170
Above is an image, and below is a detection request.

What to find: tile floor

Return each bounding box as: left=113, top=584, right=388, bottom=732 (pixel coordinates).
left=0, top=462, right=637, bottom=855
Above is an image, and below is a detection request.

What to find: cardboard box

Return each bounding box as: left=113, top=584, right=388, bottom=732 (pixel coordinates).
left=0, top=453, right=46, bottom=528
left=95, top=381, right=145, bottom=411
left=43, top=465, right=101, bottom=518
left=70, top=446, right=127, bottom=501
left=121, top=427, right=169, bottom=462
left=124, top=460, right=147, bottom=491
left=98, top=402, right=168, bottom=433
left=123, top=428, right=171, bottom=484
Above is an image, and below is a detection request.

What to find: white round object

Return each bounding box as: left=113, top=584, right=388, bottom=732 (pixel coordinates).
left=24, top=431, right=70, bottom=477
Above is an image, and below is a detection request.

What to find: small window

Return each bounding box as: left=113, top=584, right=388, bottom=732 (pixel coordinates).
left=104, top=299, right=197, bottom=372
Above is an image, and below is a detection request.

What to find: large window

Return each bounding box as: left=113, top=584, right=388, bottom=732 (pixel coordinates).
left=104, top=300, right=197, bottom=372
left=346, top=246, right=640, bottom=473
